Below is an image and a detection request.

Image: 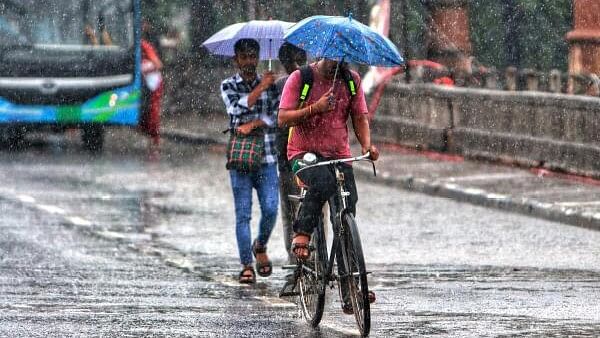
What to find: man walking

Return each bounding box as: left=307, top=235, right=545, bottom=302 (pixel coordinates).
left=274, top=42, right=307, bottom=265
left=221, top=39, right=279, bottom=284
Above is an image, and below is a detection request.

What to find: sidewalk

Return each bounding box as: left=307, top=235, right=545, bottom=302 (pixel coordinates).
left=161, top=111, right=600, bottom=231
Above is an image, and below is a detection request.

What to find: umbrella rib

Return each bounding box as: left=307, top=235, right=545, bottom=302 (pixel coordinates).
left=321, top=21, right=341, bottom=59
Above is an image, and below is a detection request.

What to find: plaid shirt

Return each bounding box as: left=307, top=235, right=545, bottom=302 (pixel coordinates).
left=221, top=73, right=279, bottom=165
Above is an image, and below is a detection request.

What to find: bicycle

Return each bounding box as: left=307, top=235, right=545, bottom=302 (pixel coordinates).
left=280, top=152, right=377, bottom=337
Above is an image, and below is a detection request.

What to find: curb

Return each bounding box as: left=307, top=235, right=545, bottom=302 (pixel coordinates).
left=352, top=166, right=600, bottom=231
left=162, top=127, right=600, bottom=232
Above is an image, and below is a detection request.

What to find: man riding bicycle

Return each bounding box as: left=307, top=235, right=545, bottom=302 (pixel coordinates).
left=278, top=58, right=379, bottom=313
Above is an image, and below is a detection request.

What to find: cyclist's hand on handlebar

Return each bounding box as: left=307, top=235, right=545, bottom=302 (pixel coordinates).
left=311, top=88, right=335, bottom=114
left=362, top=145, right=380, bottom=161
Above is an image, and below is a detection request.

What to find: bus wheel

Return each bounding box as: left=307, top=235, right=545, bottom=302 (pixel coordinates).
left=81, top=125, right=104, bottom=152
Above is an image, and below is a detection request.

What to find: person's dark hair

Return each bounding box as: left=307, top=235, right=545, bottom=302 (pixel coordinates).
left=278, top=42, right=307, bottom=65
left=234, top=39, right=260, bottom=55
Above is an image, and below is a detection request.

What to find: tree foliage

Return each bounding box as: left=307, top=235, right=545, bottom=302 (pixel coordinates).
left=143, top=0, right=573, bottom=72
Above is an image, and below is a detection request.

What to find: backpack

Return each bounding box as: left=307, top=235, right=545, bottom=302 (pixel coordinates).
left=297, top=65, right=357, bottom=108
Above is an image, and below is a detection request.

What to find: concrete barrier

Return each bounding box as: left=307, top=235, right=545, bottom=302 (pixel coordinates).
left=372, top=83, right=600, bottom=178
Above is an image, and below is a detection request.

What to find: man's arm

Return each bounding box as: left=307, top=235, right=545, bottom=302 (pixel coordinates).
left=221, top=81, right=250, bottom=117
left=351, top=113, right=379, bottom=160
left=237, top=119, right=267, bottom=135
left=278, top=88, right=334, bottom=127
left=247, top=72, right=275, bottom=108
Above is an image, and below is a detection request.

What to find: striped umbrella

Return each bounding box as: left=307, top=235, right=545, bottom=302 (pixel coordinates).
left=202, top=20, right=295, bottom=70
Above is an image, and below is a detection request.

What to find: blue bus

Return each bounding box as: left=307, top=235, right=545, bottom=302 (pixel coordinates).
left=0, top=0, right=141, bottom=150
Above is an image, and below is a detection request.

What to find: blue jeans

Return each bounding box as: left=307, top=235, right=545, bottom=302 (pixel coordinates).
left=229, top=163, right=279, bottom=266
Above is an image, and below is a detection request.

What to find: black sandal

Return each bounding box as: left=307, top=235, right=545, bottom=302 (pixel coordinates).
left=252, top=240, right=273, bottom=277
left=239, top=266, right=256, bottom=284
left=291, top=233, right=311, bottom=260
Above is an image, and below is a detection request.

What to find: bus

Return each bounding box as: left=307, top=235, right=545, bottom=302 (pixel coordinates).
left=0, top=0, right=141, bottom=151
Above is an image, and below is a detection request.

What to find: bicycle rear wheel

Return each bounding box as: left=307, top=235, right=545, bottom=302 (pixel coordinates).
left=339, top=213, right=371, bottom=336
left=298, top=217, right=327, bottom=327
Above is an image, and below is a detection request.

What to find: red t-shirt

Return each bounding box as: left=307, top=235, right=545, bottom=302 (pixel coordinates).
left=279, top=65, right=368, bottom=160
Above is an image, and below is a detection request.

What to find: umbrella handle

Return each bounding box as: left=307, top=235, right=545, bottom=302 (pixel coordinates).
left=268, top=39, right=272, bottom=71
left=331, top=56, right=344, bottom=92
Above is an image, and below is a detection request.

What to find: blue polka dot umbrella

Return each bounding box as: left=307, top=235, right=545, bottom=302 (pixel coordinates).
left=284, top=15, right=403, bottom=67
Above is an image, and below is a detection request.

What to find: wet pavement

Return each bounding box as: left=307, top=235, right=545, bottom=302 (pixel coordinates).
left=0, top=129, right=599, bottom=336
left=162, top=111, right=600, bottom=231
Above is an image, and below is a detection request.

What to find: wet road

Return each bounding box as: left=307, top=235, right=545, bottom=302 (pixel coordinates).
left=1, top=130, right=600, bottom=337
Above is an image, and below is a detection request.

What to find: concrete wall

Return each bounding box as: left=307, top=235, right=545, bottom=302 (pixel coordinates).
left=372, top=83, right=600, bottom=178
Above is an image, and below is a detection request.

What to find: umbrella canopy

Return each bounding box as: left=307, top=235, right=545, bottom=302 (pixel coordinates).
left=202, top=20, right=295, bottom=60
left=284, top=15, right=403, bottom=67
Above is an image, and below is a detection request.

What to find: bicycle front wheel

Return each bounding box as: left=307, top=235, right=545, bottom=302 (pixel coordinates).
left=298, top=217, right=327, bottom=327
left=339, top=213, right=371, bottom=336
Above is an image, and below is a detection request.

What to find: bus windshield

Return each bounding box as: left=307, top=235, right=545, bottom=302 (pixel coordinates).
left=0, top=0, right=133, bottom=50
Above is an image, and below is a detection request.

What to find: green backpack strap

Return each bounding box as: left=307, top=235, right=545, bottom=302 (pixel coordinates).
left=299, top=65, right=313, bottom=108
left=298, top=65, right=356, bottom=108
left=340, top=67, right=357, bottom=98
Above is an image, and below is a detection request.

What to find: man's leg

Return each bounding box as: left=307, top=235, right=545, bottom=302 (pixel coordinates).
left=294, top=166, right=336, bottom=236
left=229, top=170, right=254, bottom=266
left=254, top=163, right=279, bottom=246
left=279, top=165, right=298, bottom=264
left=276, top=127, right=297, bottom=263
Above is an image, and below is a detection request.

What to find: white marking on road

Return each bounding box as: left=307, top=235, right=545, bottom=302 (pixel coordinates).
left=463, top=188, right=486, bottom=195
left=442, top=172, right=529, bottom=182
left=486, top=193, right=508, bottom=200
left=253, top=296, right=296, bottom=308
left=67, top=216, right=93, bottom=227
left=521, top=186, right=587, bottom=196
left=320, top=322, right=360, bottom=336
left=36, top=204, right=66, bottom=215
left=555, top=201, right=600, bottom=207
left=529, top=201, right=553, bottom=209
left=17, top=194, right=35, bottom=203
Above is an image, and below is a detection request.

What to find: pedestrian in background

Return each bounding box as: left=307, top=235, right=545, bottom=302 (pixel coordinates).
left=140, top=19, right=163, bottom=147
left=274, top=43, right=307, bottom=266
left=220, top=39, right=279, bottom=284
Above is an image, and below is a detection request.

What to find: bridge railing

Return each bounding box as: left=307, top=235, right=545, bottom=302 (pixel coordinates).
left=372, top=79, right=600, bottom=178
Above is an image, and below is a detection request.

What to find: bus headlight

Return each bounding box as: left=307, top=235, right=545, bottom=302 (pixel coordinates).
left=109, top=93, right=118, bottom=107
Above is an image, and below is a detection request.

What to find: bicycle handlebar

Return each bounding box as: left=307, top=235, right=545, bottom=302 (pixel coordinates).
left=295, top=152, right=377, bottom=177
